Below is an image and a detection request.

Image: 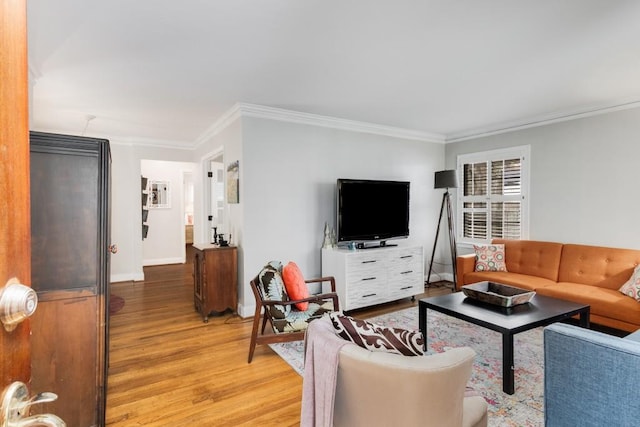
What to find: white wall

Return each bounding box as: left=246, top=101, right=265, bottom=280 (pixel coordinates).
left=110, top=141, right=194, bottom=282
left=238, top=117, right=444, bottom=316
left=193, top=118, right=243, bottom=245
left=141, top=159, right=196, bottom=265
left=445, top=107, right=640, bottom=251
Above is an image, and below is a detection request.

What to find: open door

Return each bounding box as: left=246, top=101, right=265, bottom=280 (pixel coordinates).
left=0, top=1, right=64, bottom=425
left=0, top=0, right=32, bottom=386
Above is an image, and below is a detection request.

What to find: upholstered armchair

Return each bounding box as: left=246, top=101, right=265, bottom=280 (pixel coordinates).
left=544, top=323, right=640, bottom=426
left=301, top=315, right=488, bottom=427
left=248, top=261, right=339, bottom=363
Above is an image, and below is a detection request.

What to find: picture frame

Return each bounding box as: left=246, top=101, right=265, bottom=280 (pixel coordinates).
left=227, top=161, right=239, bottom=204
left=149, top=180, right=171, bottom=208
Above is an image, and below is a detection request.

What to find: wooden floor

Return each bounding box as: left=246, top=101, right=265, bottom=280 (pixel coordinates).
left=106, top=254, right=452, bottom=426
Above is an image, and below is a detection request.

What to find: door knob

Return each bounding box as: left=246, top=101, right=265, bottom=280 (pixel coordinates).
left=0, top=279, right=37, bottom=332
left=0, top=381, right=65, bottom=427
left=108, top=244, right=118, bottom=254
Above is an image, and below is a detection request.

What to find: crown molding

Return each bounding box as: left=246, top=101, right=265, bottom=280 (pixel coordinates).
left=445, top=99, right=640, bottom=143
left=111, top=136, right=194, bottom=150
left=192, top=103, right=243, bottom=149
left=235, top=103, right=446, bottom=143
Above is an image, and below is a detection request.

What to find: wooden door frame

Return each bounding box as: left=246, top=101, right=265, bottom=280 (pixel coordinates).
left=0, top=0, right=32, bottom=385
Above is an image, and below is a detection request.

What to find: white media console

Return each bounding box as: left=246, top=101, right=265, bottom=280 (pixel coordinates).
left=321, top=245, right=424, bottom=312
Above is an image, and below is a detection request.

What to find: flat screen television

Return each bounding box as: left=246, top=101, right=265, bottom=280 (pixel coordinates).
left=337, top=178, right=410, bottom=247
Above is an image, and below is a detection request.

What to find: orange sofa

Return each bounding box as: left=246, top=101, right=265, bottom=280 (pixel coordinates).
left=456, top=239, right=640, bottom=332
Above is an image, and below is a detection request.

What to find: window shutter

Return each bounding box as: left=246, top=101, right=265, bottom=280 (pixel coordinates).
left=458, top=148, right=528, bottom=243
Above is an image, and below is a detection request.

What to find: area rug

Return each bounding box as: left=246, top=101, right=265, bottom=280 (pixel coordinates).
left=269, top=307, right=544, bottom=427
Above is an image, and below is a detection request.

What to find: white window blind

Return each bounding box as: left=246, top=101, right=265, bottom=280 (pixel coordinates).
left=457, top=146, right=529, bottom=243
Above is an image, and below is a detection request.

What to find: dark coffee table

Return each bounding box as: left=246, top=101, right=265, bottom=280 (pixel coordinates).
left=418, top=292, right=590, bottom=394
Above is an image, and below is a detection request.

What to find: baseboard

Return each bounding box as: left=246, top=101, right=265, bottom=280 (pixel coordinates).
left=237, top=303, right=255, bottom=319
left=142, top=257, right=185, bottom=266
left=110, top=272, right=145, bottom=283
left=427, top=272, right=454, bottom=284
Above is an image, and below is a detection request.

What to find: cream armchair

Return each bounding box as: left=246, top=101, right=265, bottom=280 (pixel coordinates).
left=302, top=315, right=488, bottom=427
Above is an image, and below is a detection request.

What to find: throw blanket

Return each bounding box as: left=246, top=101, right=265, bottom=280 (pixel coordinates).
left=300, top=316, right=348, bottom=427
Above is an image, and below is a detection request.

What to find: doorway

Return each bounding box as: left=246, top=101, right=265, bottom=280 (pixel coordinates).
left=208, top=153, right=225, bottom=243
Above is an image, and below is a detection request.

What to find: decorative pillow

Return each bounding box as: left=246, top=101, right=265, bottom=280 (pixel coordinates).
left=474, top=244, right=507, bottom=272
left=619, top=264, right=640, bottom=302
left=329, top=312, right=424, bottom=356
left=282, top=261, right=310, bottom=311
left=257, top=261, right=290, bottom=319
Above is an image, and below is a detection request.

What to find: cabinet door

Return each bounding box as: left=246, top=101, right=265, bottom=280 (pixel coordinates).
left=204, top=248, right=237, bottom=313
left=30, top=132, right=110, bottom=427
left=193, top=251, right=204, bottom=304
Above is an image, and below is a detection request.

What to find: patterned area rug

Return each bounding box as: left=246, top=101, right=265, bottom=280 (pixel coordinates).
left=269, top=307, right=544, bottom=427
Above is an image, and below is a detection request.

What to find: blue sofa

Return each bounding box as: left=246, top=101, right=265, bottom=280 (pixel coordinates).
left=544, top=323, right=640, bottom=426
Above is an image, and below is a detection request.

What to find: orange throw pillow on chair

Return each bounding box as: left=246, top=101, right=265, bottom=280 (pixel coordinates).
left=282, top=261, right=309, bottom=311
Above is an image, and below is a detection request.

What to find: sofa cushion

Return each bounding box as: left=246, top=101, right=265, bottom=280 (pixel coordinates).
left=536, top=282, right=640, bottom=326
left=329, top=312, right=424, bottom=356
left=282, top=261, right=310, bottom=311
left=557, top=244, right=640, bottom=289
left=272, top=300, right=336, bottom=334
left=619, top=264, right=640, bottom=302
left=473, top=244, right=507, bottom=272
left=492, top=239, right=563, bottom=281
left=463, top=271, right=556, bottom=291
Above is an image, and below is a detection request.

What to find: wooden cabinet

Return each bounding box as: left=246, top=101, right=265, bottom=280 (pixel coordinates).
left=29, top=131, right=111, bottom=427
left=322, top=245, right=424, bottom=311
left=193, top=244, right=238, bottom=322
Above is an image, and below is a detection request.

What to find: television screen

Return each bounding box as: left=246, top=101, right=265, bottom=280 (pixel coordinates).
left=337, top=179, right=410, bottom=244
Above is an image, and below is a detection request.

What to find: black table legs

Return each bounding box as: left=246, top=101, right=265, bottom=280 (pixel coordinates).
left=502, top=333, right=515, bottom=394
left=419, top=300, right=427, bottom=351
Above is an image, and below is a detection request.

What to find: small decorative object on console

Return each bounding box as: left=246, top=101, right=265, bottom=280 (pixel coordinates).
left=322, top=222, right=332, bottom=249
left=462, top=281, right=535, bottom=308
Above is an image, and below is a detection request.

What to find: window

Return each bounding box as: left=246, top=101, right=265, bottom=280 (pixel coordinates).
left=457, top=146, right=530, bottom=243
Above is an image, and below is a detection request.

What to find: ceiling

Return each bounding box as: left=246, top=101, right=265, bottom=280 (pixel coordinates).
left=27, top=1, right=640, bottom=147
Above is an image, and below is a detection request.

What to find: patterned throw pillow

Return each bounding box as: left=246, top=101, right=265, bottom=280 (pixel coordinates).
left=257, top=261, right=290, bottom=319
left=474, top=244, right=508, bottom=272
left=329, top=312, right=424, bottom=356
left=282, top=261, right=310, bottom=311
left=619, top=264, right=640, bottom=301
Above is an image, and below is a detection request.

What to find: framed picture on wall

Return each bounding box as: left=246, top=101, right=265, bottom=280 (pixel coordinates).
left=227, top=161, right=239, bottom=204
left=150, top=180, right=171, bottom=208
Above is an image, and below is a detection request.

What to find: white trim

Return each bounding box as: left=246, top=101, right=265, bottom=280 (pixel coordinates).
left=110, top=137, right=194, bottom=149
left=446, top=100, right=640, bottom=143
left=101, top=99, right=640, bottom=150
left=237, top=302, right=254, bottom=319
left=110, top=272, right=145, bottom=283
left=427, top=272, right=454, bottom=284
left=142, top=257, right=185, bottom=266
left=232, top=102, right=446, bottom=143
left=193, top=104, right=243, bottom=149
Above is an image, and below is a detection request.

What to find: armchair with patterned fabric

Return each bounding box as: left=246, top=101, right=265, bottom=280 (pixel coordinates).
left=247, top=261, right=339, bottom=363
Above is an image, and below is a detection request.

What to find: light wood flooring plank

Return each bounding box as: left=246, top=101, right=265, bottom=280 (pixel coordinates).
left=106, top=256, right=451, bottom=426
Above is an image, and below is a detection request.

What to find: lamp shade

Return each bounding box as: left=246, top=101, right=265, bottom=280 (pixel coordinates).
left=434, top=170, right=458, bottom=189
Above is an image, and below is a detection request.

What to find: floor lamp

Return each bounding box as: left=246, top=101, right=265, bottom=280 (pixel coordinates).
left=427, top=170, right=458, bottom=291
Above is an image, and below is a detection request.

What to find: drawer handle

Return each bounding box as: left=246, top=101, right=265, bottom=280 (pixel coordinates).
left=400, top=255, right=412, bottom=259
left=400, top=286, right=412, bottom=290
left=362, top=293, right=376, bottom=298
left=362, top=277, right=376, bottom=281
left=400, top=270, right=413, bottom=275
left=362, top=260, right=377, bottom=264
